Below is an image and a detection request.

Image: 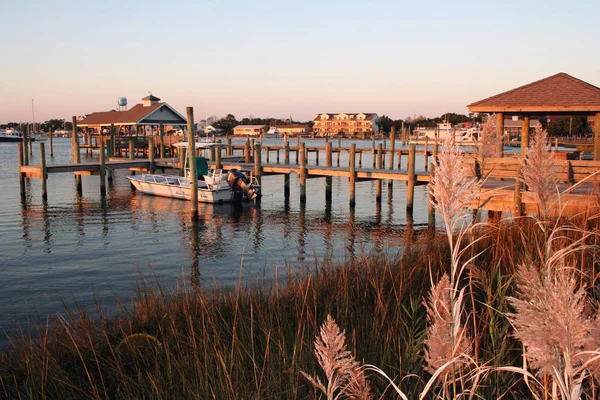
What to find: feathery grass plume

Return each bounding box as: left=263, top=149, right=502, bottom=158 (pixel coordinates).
left=477, top=113, right=502, bottom=160
left=301, top=314, right=371, bottom=400
left=522, top=126, right=558, bottom=218
left=507, top=263, right=593, bottom=399
left=430, top=136, right=482, bottom=240
left=424, top=274, right=472, bottom=375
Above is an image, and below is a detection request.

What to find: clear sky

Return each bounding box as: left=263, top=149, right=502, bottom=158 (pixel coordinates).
left=1, top=0, right=599, bottom=124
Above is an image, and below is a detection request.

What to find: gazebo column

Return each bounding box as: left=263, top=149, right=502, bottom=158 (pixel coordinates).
left=594, top=112, right=600, bottom=161
left=521, top=116, right=530, bottom=158
left=496, top=112, right=504, bottom=157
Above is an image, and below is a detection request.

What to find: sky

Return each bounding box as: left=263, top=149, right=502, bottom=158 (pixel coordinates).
left=1, top=0, right=599, bottom=124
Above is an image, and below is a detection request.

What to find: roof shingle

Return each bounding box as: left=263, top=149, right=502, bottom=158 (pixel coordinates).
left=467, top=73, right=600, bottom=113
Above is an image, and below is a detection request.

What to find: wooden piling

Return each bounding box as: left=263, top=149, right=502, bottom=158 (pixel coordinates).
left=296, top=137, right=300, bottom=164
left=407, top=144, right=416, bottom=212
left=28, top=126, right=33, bottom=156
left=325, top=142, right=332, bottom=202
left=110, top=125, right=116, bottom=158
left=129, top=137, right=135, bottom=160
left=159, top=122, right=165, bottom=158
left=99, top=135, right=106, bottom=196
left=40, top=143, right=47, bottom=200
left=254, top=143, right=262, bottom=185
left=18, top=142, right=25, bottom=196
left=349, top=143, right=356, bottom=207
left=284, top=141, right=290, bottom=164
left=215, top=143, right=222, bottom=170
left=187, top=107, right=198, bottom=216
left=49, top=128, right=54, bottom=157
left=388, top=127, right=395, bottom=191
left=336, top=137, right=341, bottom=166
left=376, top=143, right=382, bottom=203
left=299, top=142, right=306, bottom=203
left=521, top=116, right=529, bottom=158
left=424, top=136, right=429, bottom=171
left=23, top=125, right=29, bottom=165
left=428, top=162, right=435, bottom=228
left=497, top=113, right=504, bottom=157
left=148, top=137, right=155, bottom=174
left=226, top=136, right=232, bottom=156
left=244, top=140, right=250, bottom=163
left=72, top=117, right=81, bottom=195
left=371, top=136, right=376, bottom=167
left=595, top=112, right=600, bottom=161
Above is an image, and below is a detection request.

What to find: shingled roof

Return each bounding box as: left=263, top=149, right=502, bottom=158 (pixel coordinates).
left=467, top=73, right=600, bottom=113
left=78, top=103, right=186, bottom=127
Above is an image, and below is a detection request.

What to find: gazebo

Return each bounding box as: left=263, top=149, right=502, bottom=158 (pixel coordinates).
left=77, top=95, right=187, bottom=135
left=467, top=73, right=600, bottom=159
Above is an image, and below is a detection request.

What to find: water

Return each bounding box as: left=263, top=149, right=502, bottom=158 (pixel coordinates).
left=0, top=137, right=432, bottom=347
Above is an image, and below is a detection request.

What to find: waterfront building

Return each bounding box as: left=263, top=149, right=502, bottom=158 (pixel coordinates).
left=275, top=124, right=311, bottom=136
left=312, top=113, right=380, bottom=136
left=78, top=95, right=187, bottom=135
left=233, top=125, right=266, bottom=136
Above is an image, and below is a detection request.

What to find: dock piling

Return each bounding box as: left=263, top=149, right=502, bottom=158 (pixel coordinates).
left=99, top=136, right=106, bottom=196
left=428, top=162, right=435, bottom=228
left=40, top=143, right=47, bottom=200
left=186, top=107, right=198, bottom=217
left=299, top=142, right=306, bottom=203
left=376, top=143, right=382, bottom=203
left=49, top=128, right=54, bottom=157
left=254, top=143, right=262, bottom=186
left=18, top=142, right=25, bottom=196
left=148, top=137, right=155, bottom=174
left=349, top=143, right=356, bottom=207
left=407, top=144, right=416, bottom=212
left=325, top=142, right=332, bottom=202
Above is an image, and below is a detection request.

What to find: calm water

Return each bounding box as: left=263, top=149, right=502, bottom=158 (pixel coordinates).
left=0, top=137, right=433, bottom=347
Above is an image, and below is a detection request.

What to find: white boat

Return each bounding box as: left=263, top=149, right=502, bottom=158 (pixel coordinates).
left=264, top=126, right=280, bottom=138
left=127, top=142, right=261, bottom=203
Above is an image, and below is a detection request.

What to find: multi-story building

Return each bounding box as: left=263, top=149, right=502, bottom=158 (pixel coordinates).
left=312, top=113, right=380, bottom=136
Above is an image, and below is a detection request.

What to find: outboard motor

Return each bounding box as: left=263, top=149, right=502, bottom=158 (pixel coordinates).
left=226, top=169, right=260, bottom=201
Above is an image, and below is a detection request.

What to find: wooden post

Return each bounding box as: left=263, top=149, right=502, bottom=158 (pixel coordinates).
left=497, top=113, right=504, bottom=157
left=110, top=124, right=116, bottom=157
left=424, top=136, right=429, bottom=171
left=428, top=162, right=435, bottom=228
left=554, top=137, right=559, bottom=151
left=284, top=140, right=290, bottom=164
left=295, top=137, right=300, bottom=164
left=187, top=107, right=198, bottom=217
left=18, top=142, right=25, bottom=196
left=215, top=143, right=222, bottom=170
left=388, top=126, right=395, bottom=191
left=99, top=135, right=106, bottom=196
left=72, top=117, right=81, bottom=195
left=226, top=136, right=232, bottom=156
left=28, top=125, right=33, bottom=156
left=349, top=143, right=356, bottom=206
left=315, top=149, right=319, bottom=166
left=23, top=125, right=29, bottom=165
left=129, top=137, right=135, bottom=160
left=159, top=122, right=165, bottom=158
left=299, top=142, right=306, bottom=203
left=372, top=135, right=376, bottom=167
left=407, top=144, right=416, bottom=212
left=49, top=128, right=54, bottom=157
left=325, top=141, right=332, bottom=202
left=594, top=113, right=600, bottom=161
left=337, top=137, right=341, bottom=166
left=148, top=137, right=155, bottom=174
left=244, top=140, right=250, bottom=163
left=40, top=143, right=47, bottom=200
left=521, top=116, right=530, bottom=158
left=266, top=146, right=270, bottom=163
left=376, top=143, right=382, bottom=203
left=254, top=143, right=262, bottom=185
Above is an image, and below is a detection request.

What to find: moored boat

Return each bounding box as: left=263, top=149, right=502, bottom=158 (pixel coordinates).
left=127, top=142, right=261, bottom=203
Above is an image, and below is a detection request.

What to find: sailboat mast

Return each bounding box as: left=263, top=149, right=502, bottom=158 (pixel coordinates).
left=31, top=99, right=35, bottom=133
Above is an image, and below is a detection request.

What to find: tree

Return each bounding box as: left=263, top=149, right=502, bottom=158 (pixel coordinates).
left=547, top=116, right=589, bottom=137
left=44, top=119, right=66, bottom=131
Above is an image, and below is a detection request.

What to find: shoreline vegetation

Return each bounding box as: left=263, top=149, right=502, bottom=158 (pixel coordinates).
left=3, top=127, right=600, bottom=399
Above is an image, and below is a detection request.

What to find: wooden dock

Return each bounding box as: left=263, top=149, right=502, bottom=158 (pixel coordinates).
left=16, top=133, right=600, bottom=223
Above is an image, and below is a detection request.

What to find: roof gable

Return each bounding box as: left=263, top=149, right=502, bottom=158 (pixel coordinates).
left=78, top=103, right=186, bottom=127
left=468, top=73, right=600, bottom=113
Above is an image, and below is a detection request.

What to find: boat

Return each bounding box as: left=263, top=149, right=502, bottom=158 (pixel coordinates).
left=264, top=126, right=280, bottom=138
left=127, top=142, right=261, bottom=203
left=0, top=129, right=27, bottom=143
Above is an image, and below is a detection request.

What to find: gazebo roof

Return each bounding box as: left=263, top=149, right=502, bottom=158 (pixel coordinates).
left=467, top=73, right=600, bottom=113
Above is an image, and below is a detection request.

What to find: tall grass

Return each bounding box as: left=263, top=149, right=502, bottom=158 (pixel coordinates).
left=3, top=215, right=599, bottom=398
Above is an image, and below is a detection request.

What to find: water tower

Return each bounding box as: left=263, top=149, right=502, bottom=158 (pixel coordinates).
left=117, top=97, right=128, bottom=111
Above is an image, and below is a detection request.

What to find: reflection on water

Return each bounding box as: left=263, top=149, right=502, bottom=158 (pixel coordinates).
left=1, top=138, right=436, bottom=347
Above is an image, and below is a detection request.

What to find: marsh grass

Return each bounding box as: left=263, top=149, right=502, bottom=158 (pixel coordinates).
left=1, top=215, right=600, bottom=398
